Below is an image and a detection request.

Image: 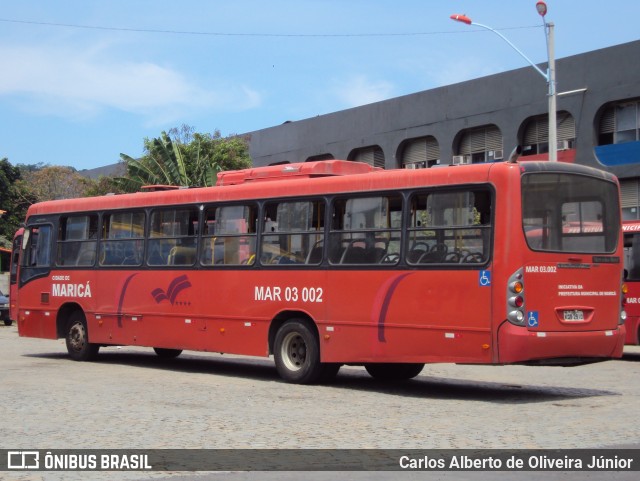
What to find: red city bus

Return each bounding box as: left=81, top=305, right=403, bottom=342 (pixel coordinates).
left=14, top=159, right=626, bottom=383
left=622, top=220, right=640, bottom=344
left=9, top=228, right=24, bottom=325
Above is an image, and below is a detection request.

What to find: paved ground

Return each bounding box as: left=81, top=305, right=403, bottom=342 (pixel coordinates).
left=1, top=323, right=639, bottom=481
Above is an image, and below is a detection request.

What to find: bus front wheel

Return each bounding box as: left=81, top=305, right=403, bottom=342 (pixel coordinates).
left=365, top=363, right=424, bottom=381
left=65, top=311, right=100, bottom=362
left=274, top=319, right=324, bottom=384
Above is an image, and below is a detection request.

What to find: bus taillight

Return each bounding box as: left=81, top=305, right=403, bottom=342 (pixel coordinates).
left=507, top=269, right=526, bottom=326
left=620, top=283, right=628, bottom=325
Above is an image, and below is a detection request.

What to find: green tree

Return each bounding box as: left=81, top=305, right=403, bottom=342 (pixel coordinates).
left=116, top=126, right=252, bottom=192
left=0, top=158, right=37, bottom=248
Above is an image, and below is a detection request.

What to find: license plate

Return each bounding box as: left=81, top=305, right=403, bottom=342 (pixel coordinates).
left=563, top=310, right=584, bottom=321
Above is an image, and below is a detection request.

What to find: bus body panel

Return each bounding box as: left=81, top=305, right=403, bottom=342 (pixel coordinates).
left=522, top=261, right=622, bottom=332
left=320, top=270, right=493, bottom=363
left=497, top=321, right=624, bottom=363
left=622, top=220, right=640, bottom=344
left=15, top=160, right=626, bottom=374
left=622, top=274, right=640, bottom=344
left=18, top=308, right=58, bottom=340
left=17, top=267, right=494, bottom=364
left=9, top=229, right=23, bottom=324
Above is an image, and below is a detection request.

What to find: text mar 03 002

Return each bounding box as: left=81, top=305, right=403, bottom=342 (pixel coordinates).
left=254, top=285, right=323, bottom=303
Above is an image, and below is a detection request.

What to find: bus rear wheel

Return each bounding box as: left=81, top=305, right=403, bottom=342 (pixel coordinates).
left=274, top=319, right=324, bottom=384
left=364, top=363, right=424, bottom=381
left=153, top=348, right=183, bottom=359
left=65, top=311, right=99, bottom=361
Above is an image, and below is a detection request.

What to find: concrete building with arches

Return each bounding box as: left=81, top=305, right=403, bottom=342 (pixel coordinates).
left=246, top=40, right=640, bottom=220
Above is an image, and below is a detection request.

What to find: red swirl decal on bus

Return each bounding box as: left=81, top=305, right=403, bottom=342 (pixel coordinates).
left=151, top=275, right=192, bottom=305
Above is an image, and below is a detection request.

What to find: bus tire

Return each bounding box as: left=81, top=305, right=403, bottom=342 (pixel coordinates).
left=364, top=363, right=424, bottom=381
left=4, top=319, right=12, bottom=326
left=65, top=311, right=99, bottom=362
left=274, top=319, right=323, bottom=384
left=153, top=348, right=183, bottom=359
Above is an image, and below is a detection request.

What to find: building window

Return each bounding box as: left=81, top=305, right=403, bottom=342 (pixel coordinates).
left=522, top=111, right=575, bottom=156
left=348, top=146, right=385, bottom=169
left=620, top=179, right=640, bottom=220
left=599, top=100, right=640, bottom=145
left=401, top=136, right=440, bottom=169
left=455, top=125, right=503, bottom=164
left=306, top=154, right=334, bottom=162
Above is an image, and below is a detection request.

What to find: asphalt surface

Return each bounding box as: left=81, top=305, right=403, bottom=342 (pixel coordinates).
left=1, top=323, right=639, bottom=481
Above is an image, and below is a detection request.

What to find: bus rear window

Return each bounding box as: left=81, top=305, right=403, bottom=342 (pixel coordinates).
left=522, top=173, right=619, bottom=253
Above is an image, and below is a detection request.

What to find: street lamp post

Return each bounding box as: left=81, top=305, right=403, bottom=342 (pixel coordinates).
left=451, top=1, right=557, bottom=161
left=537, top=2, right=557, bottom=162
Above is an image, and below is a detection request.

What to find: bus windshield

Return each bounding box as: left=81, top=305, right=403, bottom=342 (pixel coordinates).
left=522, top=173, right=619, bottom=253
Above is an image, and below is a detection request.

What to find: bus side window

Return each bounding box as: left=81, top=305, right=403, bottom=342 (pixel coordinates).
left=628, top=234, right=640, bottom=280
left=407, top=189, right=491, bottom=265
left=201, top=204, right=257, bottom=266
left=100, top=211, right=145, bottom=267
left=22, top=225, right=52, bottom=268
left=20, top=225, right=53, bottom=284
left=10, top=234, right=22, bottom=285
left=148, top=207, right=198, bottom=267
left=56, top=215, right=98, bottom=267
left=260, top=200, right=325, bottom=266
left=329, top=195, right=401, bottom=265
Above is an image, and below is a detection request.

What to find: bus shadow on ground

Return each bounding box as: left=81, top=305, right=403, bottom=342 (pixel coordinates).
left=620, top=351, right=640, bottom=362
left=26, top=349, right=619, bottom=404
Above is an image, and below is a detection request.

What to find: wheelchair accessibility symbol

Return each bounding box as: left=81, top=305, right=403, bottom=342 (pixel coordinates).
left=479, top=270, right=491, bottom=287
left=527, top=311, right=539, bottom=328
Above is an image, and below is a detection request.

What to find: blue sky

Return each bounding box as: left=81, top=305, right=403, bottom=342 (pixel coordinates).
left=1, top=0, right=639, bottom=172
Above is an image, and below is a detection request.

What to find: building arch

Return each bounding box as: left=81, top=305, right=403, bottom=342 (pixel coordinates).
left=305, top=153, right=335, bottom=162
left=452, top=125, right=503, bottom=164
left=398, top=136, right=440, bottom=169
left=520, top=111, right=576, bottom=158
left=348, top=145, right=385, bottom=168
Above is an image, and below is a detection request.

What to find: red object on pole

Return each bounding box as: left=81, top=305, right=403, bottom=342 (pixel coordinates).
left=536, top=1, right=548, bottom=17
left=450, top=14, right=472, bottom=25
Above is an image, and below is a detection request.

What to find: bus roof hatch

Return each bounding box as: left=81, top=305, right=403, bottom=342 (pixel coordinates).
left=216, top=160, right=380, bottom=186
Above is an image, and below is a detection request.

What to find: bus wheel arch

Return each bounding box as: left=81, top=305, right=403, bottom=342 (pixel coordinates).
left=268, top=310, right=318, bottom=355
left=56, top=302, right=84, bottom=338
left=57, top=304, right=100, bottom=361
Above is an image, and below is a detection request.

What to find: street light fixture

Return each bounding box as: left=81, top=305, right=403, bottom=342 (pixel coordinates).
left=536, top=1, right=548, bottom=17
left=451, top=2, right=557, bottom=161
